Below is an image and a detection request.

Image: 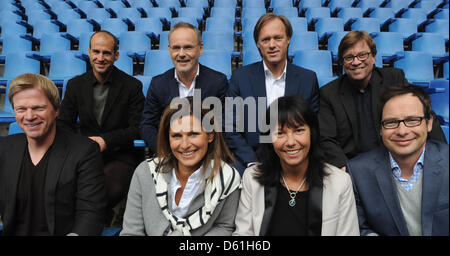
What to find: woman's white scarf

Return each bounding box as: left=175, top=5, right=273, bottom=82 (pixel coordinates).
left=147, top=158, right=241, bottom=236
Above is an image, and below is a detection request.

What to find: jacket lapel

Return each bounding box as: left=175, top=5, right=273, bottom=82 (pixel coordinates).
left=259, top=181, right=278, bottom=236
left=3, top=135, right=27, bottom=234
left=284, top=62, right=298, bottom=96
left=373, top=149, right=409, bottom=235
left=250, top=62, right=267, bottom=105
left=421, top=143, right=445, bottom=236
left=339, top=77, right=360, bottom=148
left=307, top=184, right=323, bottom=236
left=44, top=129, right=70, bottom=235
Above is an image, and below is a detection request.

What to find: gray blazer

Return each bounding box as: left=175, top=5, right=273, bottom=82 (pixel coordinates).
left=120, top=160, right=241, bottom=236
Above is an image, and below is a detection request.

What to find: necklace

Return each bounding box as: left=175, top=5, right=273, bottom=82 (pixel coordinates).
left=281, top=173, right=306, bottom=207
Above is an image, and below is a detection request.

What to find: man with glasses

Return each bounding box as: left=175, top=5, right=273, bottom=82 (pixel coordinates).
left=139, top=22, right=228, bottom=155
left=318, top=30, right=445, bottom=171
left=347, top=85, right=448, bottom=236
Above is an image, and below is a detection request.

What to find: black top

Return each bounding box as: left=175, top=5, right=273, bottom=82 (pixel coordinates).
left=267, top=182, right=309, bottom=236
left=353, top=82, right=379, bottom=153
left=13, top=146, right=52, bottom=236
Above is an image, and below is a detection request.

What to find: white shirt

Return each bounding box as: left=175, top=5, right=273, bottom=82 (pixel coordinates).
left=170, top=166, right=204, bottom=218
left=263, top=60, right=287, bottom=107
left=175, top=65, right=200, bottom=98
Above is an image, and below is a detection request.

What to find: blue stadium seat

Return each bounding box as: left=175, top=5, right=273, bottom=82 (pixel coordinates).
left=388, top=18, right=419, bottom=39
left=102, top=1, right=126, bottom=15
left=0, top=52, right=40, bottom=81
left=384, top=0, right=413, bottom=14
left=210, top=7, right=236, bottom=18
left=327, top=31, right=348, bottom=61
left=411, top=32, right=447, bottom=60
left=115, top=54, right=134, bottom=76
left=25, top=9, right=52, bottom=27
left=32, top=19, right=61, bottom=40
left=77, top=31, right=95, bottom=56
left=354, top=0, right=383, bottom=14
left=185, top=0, right=210, bottom=8
left=289, top=31, right=319, bottom=56
left=289, top=17, right=308, bottom=32
left=101, top=227, right=122, bottom=236
left=48, top=51, right=87, bottom=83
left=178, top=7, right=205, bottom=21
left=199, top=50, right=232, bottom=79
left=205, top=17, right=235, bottom=32
left=314, top=17, right=344, bottom=42
left=128, top=0, right=154, bottom=10
left=159, top=31, right=170, bottom=49
left=336, top=8, right=362, bottom=27
left=424, top=19, right=449, bottom=42
left=203, top=31, right=235, bottom=52
left=143, top=50, right=173, bottom=76
left=134, top=75, right=153, bottom=97
left=8, top=121, right=23, bottom=135
left=328, top=0, right=354, bottom=14
left=0, top=80, right=16, bottom=123
left=170, top=17, right=199, bottom=28
left=350, top=18, right=381, bottom=34
left=214, top=0, right=237, bottom=7
left=299, top=0, right=322, bottom=9
left=119, top=31, right=151, bottom=58
left=241, top=7, right=267, bottom=21
left=242, top=0, right=266, bottom=9
left=39, top=32, right=72, bottom=57
left=400, top=8, right=429, bottom=26
left=429, top=79, right=449, bottom=125
left=293, top=50, right=333, bottom=78
left=444, top=61, right=449, bottom=79
left=273, top=7, right=299, bottom=17
left=101, top=18, right=129, bottom=38
left=413, top=0, right=441, bottom=14
left=270, top=0, right=295, bottom=8
left=65, top=18, right=95, bottom=40
left=432, top=8, right=449, bottom=20
left=86, top=8, right=111, bottom=24
left=368, top=7, right=395, bottom=27
left=155, top=0, right=182, bottom=8
left=75, top=0, right=100, bottom=16
left=0, top=35, right=33, bottom=58
left=371, top=32, right=404, bottom=62
left=304, top=7, right=331, bottom=25
left=241, top=16, right=260, bottom=33
left=0, top=20, right=28, bottom=40
left=441, top=125, right=449, bottom=143
left=241, top=30, right=258, bottom=56
left=53, top=9, right=81, bottom=27
left=134, top=18, right=163, bottom=42
left=393, top=51, right=434, bottom=87
left=242, top=48, right=262, bottom=66
left=116, top=7, right=144, bottom=25
left=145, top=7, right=173, bottom=26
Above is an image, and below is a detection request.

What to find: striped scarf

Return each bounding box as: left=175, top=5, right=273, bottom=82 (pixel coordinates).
left=147, top=158, right=241, bottom=236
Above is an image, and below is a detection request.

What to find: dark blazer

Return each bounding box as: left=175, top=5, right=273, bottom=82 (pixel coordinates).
left=347, top=140, right=449, bottom=236
left=319, top=67, right=446, bottom=168
left=57, top=66, right=145, bottom=167
left=139, top=64, right=228, bottom=154
left=0, top=128, right=106, bottom=236
left=224, top=61, right=319, bottom=173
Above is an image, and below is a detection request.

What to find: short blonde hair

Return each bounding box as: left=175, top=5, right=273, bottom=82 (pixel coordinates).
left=8, top=73, right=60, bottom=111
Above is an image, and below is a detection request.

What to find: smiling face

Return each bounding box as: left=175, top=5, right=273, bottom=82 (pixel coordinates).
left=169, top=115, right=214, bottom=174
left=256, top=18, right=290, bottom=69
left=381, top=93, right=432, bottom=162
left=271, top=122, right=311, bottom=172
left=168, top=27, right=203, bottom=78
left=342, top=40, right=375, bottom=86
left=88, top=33, right=119, bottom=79
left=13, top=87, right=58, bottom=143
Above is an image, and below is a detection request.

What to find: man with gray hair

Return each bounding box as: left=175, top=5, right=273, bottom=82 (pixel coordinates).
left=140, top=22, right=229, bottom=155
left=0, top=73, right=106, bottom=235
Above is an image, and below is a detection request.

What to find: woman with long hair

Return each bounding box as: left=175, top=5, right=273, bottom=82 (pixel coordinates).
left=234, top=95, right=359, bottom=236
left=121, top=97, right=240, bottom=236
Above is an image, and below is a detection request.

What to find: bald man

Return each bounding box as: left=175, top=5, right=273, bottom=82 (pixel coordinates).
left=57, top=31, right=145, bottom=224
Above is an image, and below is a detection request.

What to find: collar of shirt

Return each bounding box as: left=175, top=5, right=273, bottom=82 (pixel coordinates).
left=175, top=65, right=200, bottom=98
left=170, top=165, right=204, bottom=218
left=89, top=67, right=115, bottom=87
left=389, top=147, right=425, bottom=191
left=263, top=61, right=287, bottom=107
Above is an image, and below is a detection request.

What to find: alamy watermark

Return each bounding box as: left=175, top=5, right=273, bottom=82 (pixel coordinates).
left=169, top=89, right=278, bottom=143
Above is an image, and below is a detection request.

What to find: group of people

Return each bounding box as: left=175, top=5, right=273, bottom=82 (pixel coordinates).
left=0, top=13, right=448, bottom=236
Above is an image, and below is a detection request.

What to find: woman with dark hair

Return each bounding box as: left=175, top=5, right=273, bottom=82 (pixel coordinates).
left=121, top=97, right=241, bottom=236
left=234, top=95, right=359, bottom=236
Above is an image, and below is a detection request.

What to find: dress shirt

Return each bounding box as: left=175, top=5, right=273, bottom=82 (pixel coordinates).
left=263, top=61, right=287, bottom=107
left=389, top=148, right=425, bottom=191
left=175, top=65, right=200, bottom=98
left=170, top=166, right=204, bottom=218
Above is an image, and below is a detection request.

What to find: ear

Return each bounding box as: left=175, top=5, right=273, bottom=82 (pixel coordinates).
left=199, top=42, right=204, bottom=56
left=114, top=50, right=119, bottom=62
left=207, top=132, right=214, bottom=143
left=426, top=116, right=433, bottom=133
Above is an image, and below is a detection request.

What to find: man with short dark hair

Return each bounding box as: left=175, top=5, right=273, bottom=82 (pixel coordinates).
left=225, top=13, right=320, bottom=174
left=0, top=73, right=106, bottom=235
left=57, top=30, right=145, bottom=221
left=139, top=22, right=228, bottom=154
left=347, top=85, right=449, bottom=236
left=318, top=30, right=445, bottom=171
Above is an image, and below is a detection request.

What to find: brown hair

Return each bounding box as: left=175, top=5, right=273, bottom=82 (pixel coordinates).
left=253, top=13, right=292, bottom=44
left=338, top=30, right=377, bottom=63
left=156, top=96, right=234, bottom=182
left=8, top=73, right=60, bottom=111
left=379, top=84, right=434, bottom=122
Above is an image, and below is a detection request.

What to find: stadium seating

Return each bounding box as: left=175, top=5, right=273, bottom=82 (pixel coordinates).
left=143, top=50, right=173, bottom=76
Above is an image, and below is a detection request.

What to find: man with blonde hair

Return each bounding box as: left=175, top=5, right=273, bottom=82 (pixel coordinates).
left=0, top=73, right=106, bottom=235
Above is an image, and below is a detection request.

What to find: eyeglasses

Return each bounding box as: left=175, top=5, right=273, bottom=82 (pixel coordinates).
left=342, top=52, right=372, bottom=63
left=381, top=116, right=426, bottom=129
left=169, top=45, right=198, bottom=53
